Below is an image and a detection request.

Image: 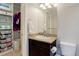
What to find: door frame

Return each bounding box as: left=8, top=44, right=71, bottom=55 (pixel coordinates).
left=21, top=4, right=29, bottom=56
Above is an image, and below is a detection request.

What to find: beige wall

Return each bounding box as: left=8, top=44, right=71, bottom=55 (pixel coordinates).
left=57, top=3, right=79, bottom=44
left=13, top=3, right=21, bottom=14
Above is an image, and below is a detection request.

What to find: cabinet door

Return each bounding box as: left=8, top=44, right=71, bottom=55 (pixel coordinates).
left=29, top=46, right=42, bottom=56
left=39, top=46, right=50, bottom=56
left=29, top=44, right=50, bottom=56
left=29, top=39, right=50, bottom=56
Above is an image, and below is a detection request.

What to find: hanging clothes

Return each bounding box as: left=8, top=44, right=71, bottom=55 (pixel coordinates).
left=13, top=12, right=21, bottom=31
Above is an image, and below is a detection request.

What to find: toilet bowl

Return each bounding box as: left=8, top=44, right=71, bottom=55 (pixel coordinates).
left=60, top=41, right=76, bottom=56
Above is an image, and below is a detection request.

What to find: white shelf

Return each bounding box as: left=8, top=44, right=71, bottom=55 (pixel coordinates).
left=0, top=28, right=12, bottom=30
left=0, top=10, right=13, bottom=16
left=0, top=48, right=13, bottom=56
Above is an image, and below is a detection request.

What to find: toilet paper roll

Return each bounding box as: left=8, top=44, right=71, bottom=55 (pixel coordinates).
left=51, top=46, right=57, bottom=53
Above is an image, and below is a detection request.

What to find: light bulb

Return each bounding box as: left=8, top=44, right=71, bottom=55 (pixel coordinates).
left=45, top=3, right=50, bottom=6
left=47, top=5, right=52, bottom=8
left=53, top=4, right=58, bottom=7
left=40, top=4, right=46, bottom=10
left=40, top=4, right=44, bottom=8
left=42, top=7, right=46, bottom=9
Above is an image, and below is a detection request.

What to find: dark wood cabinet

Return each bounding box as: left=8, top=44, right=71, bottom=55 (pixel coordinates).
left=29, top=39, right=56, bottom=56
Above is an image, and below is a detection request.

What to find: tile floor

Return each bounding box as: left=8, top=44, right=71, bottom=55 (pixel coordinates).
left=3, top=49, right=21, bottom=56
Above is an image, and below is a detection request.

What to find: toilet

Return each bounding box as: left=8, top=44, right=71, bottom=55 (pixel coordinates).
left=60, top=41, right=76, bottom=56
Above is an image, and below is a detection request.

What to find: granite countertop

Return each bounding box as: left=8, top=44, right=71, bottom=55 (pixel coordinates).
left=29, top=33, right=57, bottom=44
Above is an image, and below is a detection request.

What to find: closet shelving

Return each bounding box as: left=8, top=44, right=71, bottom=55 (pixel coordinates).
left=0, top=3, right=13, bottom=55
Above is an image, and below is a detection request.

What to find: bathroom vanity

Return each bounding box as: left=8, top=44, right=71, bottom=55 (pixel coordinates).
left=26, top=3, right=57, bottom=56
left=29, top=34, right=56, bottom=56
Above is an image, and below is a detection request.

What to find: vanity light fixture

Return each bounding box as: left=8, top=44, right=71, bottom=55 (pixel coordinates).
left=40, top=3, right=58, bottom=10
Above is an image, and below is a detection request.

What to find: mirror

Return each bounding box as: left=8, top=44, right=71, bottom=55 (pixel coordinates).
left=26, top=3, right=57, bottom=36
